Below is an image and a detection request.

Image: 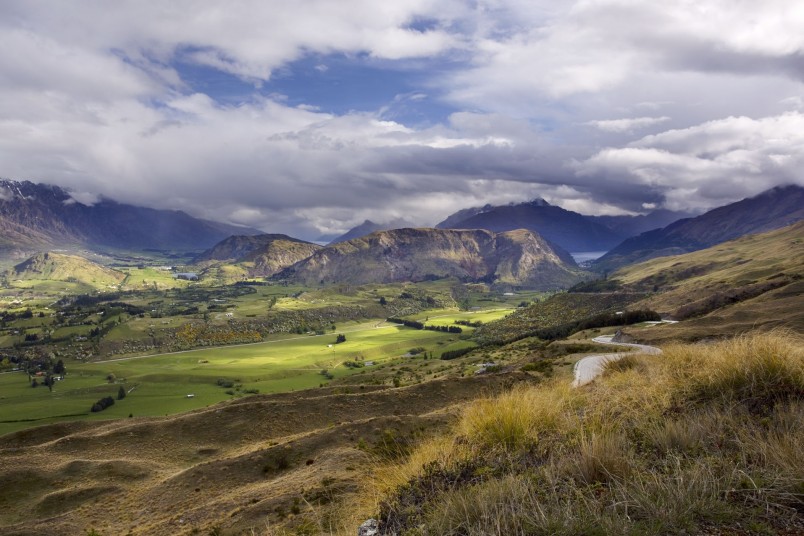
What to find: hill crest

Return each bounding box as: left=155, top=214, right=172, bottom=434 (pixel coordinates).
left=9, top=251, right=126, bottom=287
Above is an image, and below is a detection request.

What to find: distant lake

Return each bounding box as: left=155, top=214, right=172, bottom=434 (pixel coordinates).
left=570, top=251, right=607, bottom=263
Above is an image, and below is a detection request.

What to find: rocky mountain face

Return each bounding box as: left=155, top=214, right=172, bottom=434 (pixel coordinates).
left=594, top=185, right=804, bottom=272
left=435, top=198, right=625, bottom=252
left=0, top=179, right=261, bottom=256
left=278, top=227, right=584, bottom=289
left=195, top=234, right=322, bottom=277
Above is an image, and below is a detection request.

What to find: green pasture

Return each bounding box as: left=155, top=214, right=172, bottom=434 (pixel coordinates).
left=120, top=267, right=192, bottom=290
left=404, top=308, right=513, bottom=326
left=0, top=323, right=459, bottom=435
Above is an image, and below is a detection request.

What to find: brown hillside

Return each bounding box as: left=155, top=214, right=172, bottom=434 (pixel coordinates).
left=0, top=373, right=531, bottom=535
left=613, top=220, right=804, bottom=343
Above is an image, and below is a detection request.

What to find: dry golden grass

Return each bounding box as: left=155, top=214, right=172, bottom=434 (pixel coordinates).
left=362, top=330, right=804, bottom=535
left=456, top=381, right=580, bottom=452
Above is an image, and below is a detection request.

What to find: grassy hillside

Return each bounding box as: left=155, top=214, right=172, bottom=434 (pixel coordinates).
left=612, top=221, right=804, bottom=342
left=2, top=331, right=797, bottom=535
left=194, top=234, right=322, bottom=279
left=0, top=372, right=528, bottom=536
left=7, top=252, right=126, bottom=289
left=359, top=331, right=803, bottom=535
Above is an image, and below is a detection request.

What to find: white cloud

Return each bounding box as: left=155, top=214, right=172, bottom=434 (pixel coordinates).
left=576, top=112, right=804, bottom=211
left=587, top=117, right=671, bottom=133
left=66, top=192, right=101, bottom=206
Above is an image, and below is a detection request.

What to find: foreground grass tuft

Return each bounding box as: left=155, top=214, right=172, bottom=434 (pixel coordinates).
left=356, top=331, right=804, bottom=535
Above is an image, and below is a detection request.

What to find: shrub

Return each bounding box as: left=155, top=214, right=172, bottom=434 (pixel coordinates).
left=571, top=430, right=630, bottom=484
left=365, top=332, right=804, bottom=536
left=440, top=347, right=474, bottom=360
left=90, top=396, right=115, bottom=413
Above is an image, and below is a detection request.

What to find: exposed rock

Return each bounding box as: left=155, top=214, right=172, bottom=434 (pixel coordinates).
left=611, top=330, right=634, bottom=343
left=358, top=518, right=380, bottom=536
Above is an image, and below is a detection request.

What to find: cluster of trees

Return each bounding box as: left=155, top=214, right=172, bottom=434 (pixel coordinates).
left=530, top=310, right=661, bottom=341
left=386, top=318, right=462, bottom=333
left=335, top=333, right=346, bottom=344
left=1, top=308, right=33, bottom=323
left=425, top=325, right=462, bottom=334
left=387, top=317, right=424, bottom=329
left=440, top=347, right=475, bottom=360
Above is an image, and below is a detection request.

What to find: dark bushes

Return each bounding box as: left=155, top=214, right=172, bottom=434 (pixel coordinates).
left=91, top=396, right=115, bottom=413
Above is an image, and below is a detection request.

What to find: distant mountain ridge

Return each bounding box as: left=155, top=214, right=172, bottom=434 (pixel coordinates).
left=589, top=208, right=695, bottom=237
left=435, top=198, right=625, bottom=252
left=0, top=179, right=262, bottom=256
left=278, top=227, right=584, bottom=289
left=327, top=218, right=416, bottom=245
left=594, top=185, right=804, bottom=272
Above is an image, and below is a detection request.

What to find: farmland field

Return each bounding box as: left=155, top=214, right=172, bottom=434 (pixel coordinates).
left=0, top=317, right=490, bottom=435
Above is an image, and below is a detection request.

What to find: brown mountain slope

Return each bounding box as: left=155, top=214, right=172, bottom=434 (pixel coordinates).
left=610, top=220, right=804, bottom=342
left=0, top=373, right=529, bottom=536
left=194, top=234, right=321, bottom=277
left=278, top=227, right=584, bottom=289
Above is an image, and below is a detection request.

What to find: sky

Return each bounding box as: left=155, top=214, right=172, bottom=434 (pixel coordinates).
left=1, top=1, right=803, bottom=240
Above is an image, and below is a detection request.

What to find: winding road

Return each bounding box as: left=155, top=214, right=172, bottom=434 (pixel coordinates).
left=572, top=335, right=661, bottom=387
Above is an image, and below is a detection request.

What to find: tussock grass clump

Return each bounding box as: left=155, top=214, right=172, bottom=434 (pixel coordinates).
left=668, top=331, right=804, bottom=412
left=602, top=353, right=643, bottom=376
left=644, top=417, right=706, bottom=455
left=457, top=383, right=580, bottom=452
left=571, top=430, right=631, bottom=484
left=358, top=331, right=804, bottom=535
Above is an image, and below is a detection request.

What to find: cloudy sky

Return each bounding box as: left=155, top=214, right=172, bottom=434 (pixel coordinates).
left=1, top=1, right=803, bottom=239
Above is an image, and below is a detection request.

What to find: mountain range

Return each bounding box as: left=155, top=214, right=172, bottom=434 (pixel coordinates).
left=0, top=179, right=261, bottom=256
left=593, top=185, right=804, bottom=272
left=435, top=198, right=623, bottom=252
left=433, top=198, right=693, bottom=253
left=2, top=178, right=802, bottom=288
